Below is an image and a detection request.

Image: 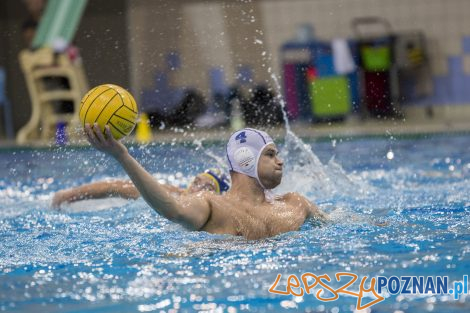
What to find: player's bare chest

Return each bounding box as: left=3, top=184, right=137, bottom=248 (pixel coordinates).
left=231, top=201, right=306, bottom=239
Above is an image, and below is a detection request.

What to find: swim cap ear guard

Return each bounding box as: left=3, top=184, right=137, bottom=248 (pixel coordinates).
left=202, top=168, right=230, bottom=194
left=226, top=128, right=274, bottom=189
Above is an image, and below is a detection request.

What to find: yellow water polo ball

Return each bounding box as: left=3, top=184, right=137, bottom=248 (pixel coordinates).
left=79, top=84, right=139, bottom=140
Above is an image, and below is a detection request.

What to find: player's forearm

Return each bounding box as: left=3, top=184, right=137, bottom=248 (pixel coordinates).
left=114, top=151, right=182, bottom=221
left=308, top=203, right=329, bottom=223
left=71, top=184, right=108, bottom=200
left=60, top=182, right=120, bottom=201
left=63, top=183, right=112, bottom=202
left=314, top=209, right=329, bottom=223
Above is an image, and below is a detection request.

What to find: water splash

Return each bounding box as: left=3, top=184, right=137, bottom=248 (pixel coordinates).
left=193, top=139, right=229, bottom=173
left=269, top=73, right=369, bottom=199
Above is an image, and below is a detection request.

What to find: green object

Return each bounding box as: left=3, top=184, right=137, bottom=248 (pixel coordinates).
left=32, top=0, right=88, bottom=49
left=361, top=46, right=391, bottom=71
left=309, top=76, right=351, bottom=118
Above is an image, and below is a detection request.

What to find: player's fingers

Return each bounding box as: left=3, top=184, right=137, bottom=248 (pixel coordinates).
left=93, top=123, right=106, bottom=144
left=84, top=123, right=98, bottom=145
left=104, top=125, right=114, bottom=142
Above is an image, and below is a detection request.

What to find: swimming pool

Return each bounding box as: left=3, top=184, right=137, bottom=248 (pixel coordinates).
left=1, top=132, right=469, bottom=312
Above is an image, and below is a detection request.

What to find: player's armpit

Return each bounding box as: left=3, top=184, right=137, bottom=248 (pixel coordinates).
left=173, top=192, right=212, bottom=231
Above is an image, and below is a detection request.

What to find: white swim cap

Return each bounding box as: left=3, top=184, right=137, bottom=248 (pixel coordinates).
left=226, top=128, right=274, bottom=188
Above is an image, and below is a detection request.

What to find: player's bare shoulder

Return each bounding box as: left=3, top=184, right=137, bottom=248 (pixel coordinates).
left=191, top=191, right=238, bottom=234
left=282, top=192, right=328, bottom=222
left=277, top=192, right=310, bottom=215
left=180, top=189, right=220, bottom=209
left=193, top=190, right=233, bottom=219
left=279, top=192, right=309, bottom=205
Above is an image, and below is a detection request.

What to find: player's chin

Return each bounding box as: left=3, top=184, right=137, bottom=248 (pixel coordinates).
left=265, top=173, right=282, bottom=189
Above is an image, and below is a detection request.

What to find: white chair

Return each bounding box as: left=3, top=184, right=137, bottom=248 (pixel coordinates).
left=16, top=0, right=89, bottom=144
left=16, top=48, right=88, bottom=144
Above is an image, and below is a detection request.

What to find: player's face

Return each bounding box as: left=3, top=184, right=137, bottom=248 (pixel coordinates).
left=188, top=174, right=217, bottom=193
left=257, top=144, right=283, bottom=189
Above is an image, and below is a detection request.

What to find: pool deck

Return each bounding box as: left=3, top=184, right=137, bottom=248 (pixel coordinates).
left=1, top=105, right=470, bottom=148
left=146, top=111, right=470, bottom=144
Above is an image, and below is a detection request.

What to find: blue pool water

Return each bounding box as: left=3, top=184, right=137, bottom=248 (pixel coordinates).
left=1, top=133, right=469, bottom=312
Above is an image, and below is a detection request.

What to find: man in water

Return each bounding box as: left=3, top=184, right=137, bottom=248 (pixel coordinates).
left=52, top=168, right=230, bottom=208
left=85, top=124, right=327, bottom=240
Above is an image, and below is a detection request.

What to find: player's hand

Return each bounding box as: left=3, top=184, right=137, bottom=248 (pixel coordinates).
left=85, top=123, right=128, bottom=159
left=51, top=190, right=69, bottom=208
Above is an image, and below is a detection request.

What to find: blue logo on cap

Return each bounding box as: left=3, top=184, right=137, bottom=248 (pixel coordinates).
left=235, top=131, right=247, bottom=144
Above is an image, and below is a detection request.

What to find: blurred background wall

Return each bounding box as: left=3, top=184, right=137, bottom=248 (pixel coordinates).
left=1, top=0, right=470, bottom=135
left=259, top=0, right=470, bottom=106
left=127, top=0, right=269, bottom=106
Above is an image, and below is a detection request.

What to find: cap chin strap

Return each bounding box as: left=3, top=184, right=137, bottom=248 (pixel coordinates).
left=256, top=177, right=268, bottom=190
left=253, top=142, right=272, bottom=190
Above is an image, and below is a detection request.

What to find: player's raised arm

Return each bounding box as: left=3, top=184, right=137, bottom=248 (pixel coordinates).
left=84, top=123, right=211, bottom=230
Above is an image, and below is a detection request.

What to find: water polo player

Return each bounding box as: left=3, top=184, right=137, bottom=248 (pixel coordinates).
left=85, top=124, right=327, bottom=239
left=52, top=168, right=230, bottom=208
